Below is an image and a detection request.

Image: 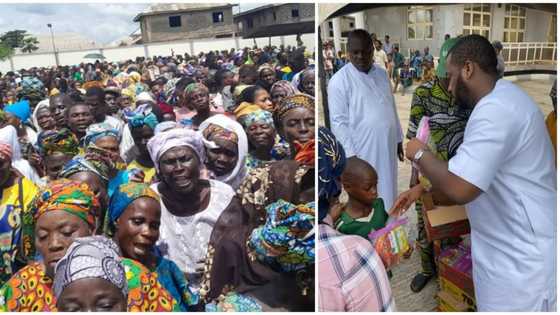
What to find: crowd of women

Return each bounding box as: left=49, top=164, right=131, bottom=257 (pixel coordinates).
left=0, top=45, right=315, bottom=312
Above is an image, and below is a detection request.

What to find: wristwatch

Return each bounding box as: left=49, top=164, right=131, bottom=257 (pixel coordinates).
left=413, top=148, right=426, bottom=164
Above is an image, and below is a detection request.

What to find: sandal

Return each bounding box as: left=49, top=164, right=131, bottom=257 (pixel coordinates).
left=410, top=273, right=433, bottom=293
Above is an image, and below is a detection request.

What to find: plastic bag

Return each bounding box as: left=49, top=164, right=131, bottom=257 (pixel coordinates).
left=415, top=116, right=436, bottom=188
left=368, top=217, right=410, bottom=269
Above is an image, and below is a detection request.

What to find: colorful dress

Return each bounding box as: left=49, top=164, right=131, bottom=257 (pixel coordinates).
left=0, top=259, right=181, bottom=312
left=127, top=160, right=156, bottom=184
left=0, top=177, right=39, bottom=286
left=154, top=255, right=198, bottom=311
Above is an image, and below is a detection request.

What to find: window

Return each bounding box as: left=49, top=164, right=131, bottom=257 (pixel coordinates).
left=407, top=6, right=433, bottom=40
left=350, top=22, right=354, bottom=29
left=273, top=11, right=277, bottom=21
left=169, top=15, right=181, bottom=28
left=247, top=18, right=253, bottom=29
left=212, top=12, right=224, bottom=23
left=547, top=15, right=557, bottom=43
left=503, top=4, right=526, bottom=42
left=292, top=9, right=299, bottom=18
left=463, top=4, right=491, bottom=38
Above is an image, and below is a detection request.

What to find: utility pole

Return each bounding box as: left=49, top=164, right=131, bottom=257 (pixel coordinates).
left=47, top=23, right=59, bottom=67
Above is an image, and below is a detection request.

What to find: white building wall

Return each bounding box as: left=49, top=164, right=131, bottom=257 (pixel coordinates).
left=0, top=34, right=314, bottom=73
left=525, top=8, right=554, bottom=42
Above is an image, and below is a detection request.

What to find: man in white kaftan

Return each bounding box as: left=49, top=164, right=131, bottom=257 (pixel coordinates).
left=328, top=29, right=403, bottom=209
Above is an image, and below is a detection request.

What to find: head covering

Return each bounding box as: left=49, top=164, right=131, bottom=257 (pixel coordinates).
left=53, top=236, right=127, bottom=299
left=235, top=103, right=274, bottom=130
left=205, top=292, right=262, bottom=312
left=275, top=94, right=314, bottom=123
left=436, top=37, right=460, bottom=79
left=147, top=127, right=206, bottom=172
left=270, top=80, right=297, bottom=98
left=83, top=123, right=120, bottom=148
left=154, top=121, right=179, bottom=135
left=126, top=106, right=159, bottom=130
left=4, top=99, right=31, bottom=122
left=60, top=155, right=110, bottom=182
left=37, top=128, right=80, bottom=157
left=32, top=99, right=50, bottom=133
left=492, top=40, right=503, bottom=51
left=199, top=114, right=248, bottom=189
left=184, top=82, right=208, bottom=97
left=248, top=199, right=315, bottom=272
left=120, top=88, right=136, bottom=104
left=232, top=84, right=249, bottom=101
left=107, top=182, right=159, bottom=230
left=318, top=127, right=346, bottom=221
left=136, top=92, right=155, bottom=104
left=31, top=178, right=99, bottom=228
left=129, top=71, right=141, bottom=84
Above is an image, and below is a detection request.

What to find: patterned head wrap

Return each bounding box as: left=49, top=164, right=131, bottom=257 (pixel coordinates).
left=126, top=109, right=159, bottom=130
left=60, top=155, right=110, bottom=182
left=274, top=94, right=314, bottom=123
left=0, top=142, right=12, bottom=161
left=184, top=82, right=209, bottom=98
left=318, top=127, right=346, bottom=221
left=202, top=123, right=239, bottom=145
left=107, top=182, right=160, bottom=230
left=147, top=128, right=206, bottom=172
left=248, top=199, right=315, bottom=272
left=53, top=236, right=127, bottom=299
left=120, top=88, right=136, bottom=104
left=270, top=80, right=297, bottom=98
left=31, top=178, right=99, bottom=228
left=205, top=292, right=262, bottom=312
left=234, top=102, right=274, bottom=130
left=83, top=123, right=120, bottom=148
left=37, top=128, right=80, bottom=157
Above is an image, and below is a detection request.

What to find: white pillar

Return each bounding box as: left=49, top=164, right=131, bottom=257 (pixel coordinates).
left=280, top=36, right=286, bottom=47
left=353, top=11, right=366, bottom=30
left=332, top=17, right=342, bottom=54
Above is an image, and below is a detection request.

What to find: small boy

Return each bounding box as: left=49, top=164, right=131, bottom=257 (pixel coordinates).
left=335, top=157, right=388, bottom=239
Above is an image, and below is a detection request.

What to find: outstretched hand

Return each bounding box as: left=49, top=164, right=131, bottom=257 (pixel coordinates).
left=388, top=184, right=424, bottom=217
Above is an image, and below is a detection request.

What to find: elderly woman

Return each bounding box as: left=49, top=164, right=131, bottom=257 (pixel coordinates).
left=107, top=182, right=198, bottom=311
left=235, top=102, right=280, bottom=170
left=239, top=85, right=273, bottom=112
left=274, top=94, right=315, bottom=165
left=0, top=140, right=39, bottom=285
left=199, top=114, right=248, bottom=190
left=256, top=66, right=277, bottom=93
left=32, top=100, right=56, bottom=133
left=0, top=180, right=179, bottom=311
left=270, top=80, right=297, bottom=110
left=297, top=69, right=315, bottom=97
left=146, top=128, right=243, bottom=292
left=36, top=128, right=80, bottom=182
left=184, top=82, right=216, bottom=129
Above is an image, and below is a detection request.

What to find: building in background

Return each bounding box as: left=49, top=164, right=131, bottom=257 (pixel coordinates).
left=321, top=3, right=556, bottom=67
left=133, top=3, right=236, bottom=43
left=234, top=3, right=314, bottom=40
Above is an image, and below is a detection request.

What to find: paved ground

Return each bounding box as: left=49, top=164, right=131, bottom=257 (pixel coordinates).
left=318, top=77, right=555, bottom=312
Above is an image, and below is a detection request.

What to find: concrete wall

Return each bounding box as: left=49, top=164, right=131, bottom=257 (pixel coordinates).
left=0, top=33, right=314, bottom=73
left=141, top=8, right=235, bottom=42
left=237, top=3, right=314, bottom=34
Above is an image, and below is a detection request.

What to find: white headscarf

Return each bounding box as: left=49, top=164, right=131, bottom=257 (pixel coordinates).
left=198, top=114, right=248, bottom=190
left=0, top=125, right=43, bottom=185
left=147, top=127, right=207, bottom=173
left=32, top=99, right=50, bottom=133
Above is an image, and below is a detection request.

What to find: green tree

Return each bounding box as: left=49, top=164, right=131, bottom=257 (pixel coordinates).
left=0, top=30, right=28, bottom=48
left=21, top=36, right=39, bottom=53
left=0, top=42, right=14, bottom=61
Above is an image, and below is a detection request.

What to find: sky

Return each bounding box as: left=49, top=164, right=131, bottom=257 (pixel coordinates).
left=0, top=3, right=265, bottom=45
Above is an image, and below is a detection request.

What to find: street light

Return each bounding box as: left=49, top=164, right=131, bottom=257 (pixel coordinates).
left=47, top=23, right=59, bottom=67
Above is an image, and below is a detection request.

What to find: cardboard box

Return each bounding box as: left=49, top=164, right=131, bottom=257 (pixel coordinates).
left=421, top=193, right=470, bottom=242
left=438, top=244, right=475, bottom=299
left=437, top=291, right=476, bottom=312
left=440, top=277, right=476, bottom=310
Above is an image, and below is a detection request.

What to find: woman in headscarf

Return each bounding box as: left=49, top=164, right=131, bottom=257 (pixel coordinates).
left=270, top=80, right=297, bottom=110
left=32, top=99, right=56, bottom=134
left=0, top=181, right=180, bottom=311
left=297, top=69, right=315, bottom=97
left=274, top=94, right=315, bottom=166
left=0, top=140, right=39, bottom=286
left=201, top=158, right=315, bottom=311
left=199, top=114, right=248, bottom=190
left=3, top=101, right=39, bottom=162
left=256, top=65, right=277, bottom=93
left=106, top=182, right=198, bottom=311
left=238, top=85, right=273, bottom=112
left=146, top=128, right=243, bottom=294
left=235, top=103, right=280, bottom=170
left=36, top=128, right=80, bottom=182
left=53, top=236, right=128, bottom=312
left=125, top=109, right=159, bottom=183
left=184, top=82, right=216, bottom=129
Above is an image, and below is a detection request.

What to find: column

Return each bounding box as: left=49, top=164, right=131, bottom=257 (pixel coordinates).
left=353, top=11, right=366, bottom=30
left=332, top=17, right=342, bottom=54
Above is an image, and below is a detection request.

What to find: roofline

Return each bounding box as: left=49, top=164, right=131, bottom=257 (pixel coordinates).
left=233, top=4, right=284, bottom=19
left=133, top=4, right=235, bottom=22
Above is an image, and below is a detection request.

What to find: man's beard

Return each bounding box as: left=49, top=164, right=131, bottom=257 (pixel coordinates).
left=455, top=76, right=474, bottom=110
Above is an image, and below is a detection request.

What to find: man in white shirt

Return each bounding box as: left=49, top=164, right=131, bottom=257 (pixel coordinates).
left=373, top=39, right=389, bottom=71
left=328, top=29, right=404, bottom=209
left=402, top=34, right=556, bottom=311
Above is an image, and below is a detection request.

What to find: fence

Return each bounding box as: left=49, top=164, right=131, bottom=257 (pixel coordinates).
left=0, top=33, right=315, bottom=73
left=502, top=42, right=557, bottom=65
